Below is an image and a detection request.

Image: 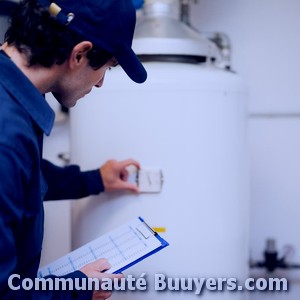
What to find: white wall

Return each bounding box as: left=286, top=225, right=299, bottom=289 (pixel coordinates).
left=0, top=16, right=9, bottom=43
left=191, top=0, right=300, bottom=113
left=190, top=0, right=300, bottom=298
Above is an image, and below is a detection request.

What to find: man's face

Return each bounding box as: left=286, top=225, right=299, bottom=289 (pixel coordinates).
left=52, top=57, right=117, bottom=108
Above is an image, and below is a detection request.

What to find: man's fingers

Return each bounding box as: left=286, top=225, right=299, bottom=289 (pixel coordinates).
left=100, top=159, right=141, bottom=193
left=119, top=159, right=140, bottom=170
left=118, top=181, right=140, bottom=193
left=93, top=290, right=112, bottom=300
left=98, top=259, right=111, bottom=272
left=120, top=168, right=129, bottom=181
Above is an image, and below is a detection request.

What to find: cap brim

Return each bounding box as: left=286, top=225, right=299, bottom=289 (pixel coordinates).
left=114, top=48, right=147, bottom=84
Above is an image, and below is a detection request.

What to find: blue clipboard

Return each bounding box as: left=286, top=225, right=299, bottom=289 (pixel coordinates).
left=113, top=217, right=169, bottom=274
left=38, top=216, right=169, bottom=277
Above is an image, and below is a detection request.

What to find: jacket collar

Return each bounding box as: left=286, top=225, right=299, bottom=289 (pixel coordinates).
left=0, top=50, right=55, bottom=136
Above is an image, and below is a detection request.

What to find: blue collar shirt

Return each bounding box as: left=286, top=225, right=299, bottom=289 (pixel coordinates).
left=0, top=50, right=103, bottom=299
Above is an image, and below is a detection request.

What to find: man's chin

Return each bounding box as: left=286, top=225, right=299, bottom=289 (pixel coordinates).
left=51, top=92, right=77, bottom=108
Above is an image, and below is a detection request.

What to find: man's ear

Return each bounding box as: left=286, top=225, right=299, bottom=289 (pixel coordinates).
left=69, top=41, right=93, bottom=69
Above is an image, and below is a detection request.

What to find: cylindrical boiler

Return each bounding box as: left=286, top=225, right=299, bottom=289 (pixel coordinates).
left=70, top=61, right=249, bottom=300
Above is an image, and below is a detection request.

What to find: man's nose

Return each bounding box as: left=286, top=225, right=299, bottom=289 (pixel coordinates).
left=95, top=76, right=105, bottom=88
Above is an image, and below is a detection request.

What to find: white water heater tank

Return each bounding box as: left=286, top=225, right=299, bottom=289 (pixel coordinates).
left=70, top=2, right=248, bottom=299
left=70, top=60, right=249, bottom=300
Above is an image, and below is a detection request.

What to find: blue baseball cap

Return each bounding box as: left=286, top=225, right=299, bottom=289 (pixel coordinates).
left=37, top=0, right=147, bottom=83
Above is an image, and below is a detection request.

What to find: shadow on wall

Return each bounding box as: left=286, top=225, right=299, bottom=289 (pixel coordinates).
left=0, top=0, right=19, bottom=43
left=0, top=17, right=8, bottom=43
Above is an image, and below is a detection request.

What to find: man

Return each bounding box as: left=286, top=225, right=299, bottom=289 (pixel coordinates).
left=0, top=0, right=147, bottom=299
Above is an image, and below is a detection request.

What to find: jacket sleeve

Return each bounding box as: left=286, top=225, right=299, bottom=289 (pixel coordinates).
left=0, top=145, right=93, bottom=300
left=42, top=159, right=105, bottom=200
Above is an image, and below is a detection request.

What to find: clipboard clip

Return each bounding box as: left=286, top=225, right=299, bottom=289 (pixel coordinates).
left=137, top=218, right=157, bottom=238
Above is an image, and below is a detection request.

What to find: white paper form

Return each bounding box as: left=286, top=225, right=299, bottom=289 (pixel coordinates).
left=38, top=217, right=167, bottom=277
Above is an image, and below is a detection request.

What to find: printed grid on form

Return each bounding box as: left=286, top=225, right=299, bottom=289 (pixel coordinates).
left=38, top=218, right=161, bottom=277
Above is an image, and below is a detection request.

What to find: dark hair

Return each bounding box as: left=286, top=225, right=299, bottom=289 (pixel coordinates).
left=5, top=0, right=113, bottom=69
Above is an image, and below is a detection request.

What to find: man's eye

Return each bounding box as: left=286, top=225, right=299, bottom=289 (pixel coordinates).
left=110, top=57, right=119, bottom=67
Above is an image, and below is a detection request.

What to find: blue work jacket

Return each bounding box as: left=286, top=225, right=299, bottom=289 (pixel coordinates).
left=0, top=50, right=104, bottom=299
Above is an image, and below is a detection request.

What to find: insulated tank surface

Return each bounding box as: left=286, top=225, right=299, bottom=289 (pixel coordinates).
left=70, top=62, right=249, bottom=300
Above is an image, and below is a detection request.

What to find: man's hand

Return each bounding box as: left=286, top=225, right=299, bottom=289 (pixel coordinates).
left=100, top=159, right=140, bottom=193
left=80, top=258, right=124, bottom=300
